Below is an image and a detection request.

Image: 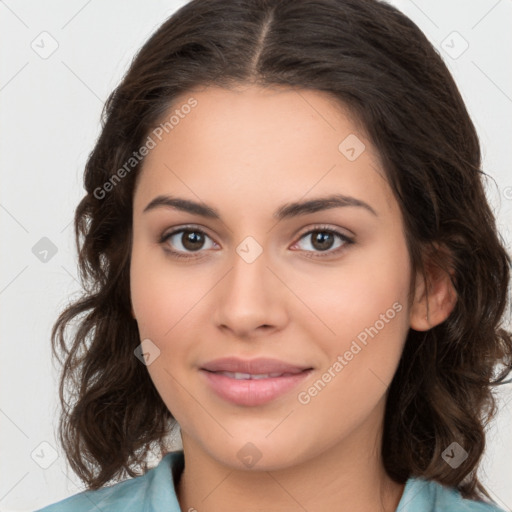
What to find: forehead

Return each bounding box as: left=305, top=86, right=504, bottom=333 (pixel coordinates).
left=157, top=83, right=369, bottom=153
left=133, top=84, right=395, bottom=218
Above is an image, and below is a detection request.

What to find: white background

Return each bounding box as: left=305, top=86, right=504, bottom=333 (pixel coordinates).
left=1, top=1, right=511, bottom=511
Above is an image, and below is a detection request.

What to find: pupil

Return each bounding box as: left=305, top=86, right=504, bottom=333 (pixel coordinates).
left=183, top=231, right=204, bottom=250
left=313, top=231, right=333, bottom=251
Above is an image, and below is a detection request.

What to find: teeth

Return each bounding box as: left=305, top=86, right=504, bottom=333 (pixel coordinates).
left=217, top=371, right=286, bottom=379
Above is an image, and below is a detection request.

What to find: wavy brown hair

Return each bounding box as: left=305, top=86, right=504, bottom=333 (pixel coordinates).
left=51, top=0, right=512, bottom=504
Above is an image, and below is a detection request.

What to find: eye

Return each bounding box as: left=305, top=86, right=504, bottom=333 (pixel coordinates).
left=291, top=225, right=354, bottom=258
left=159, top=226, right=216, bottom=259
left=159, top=224, right=354, bottom=260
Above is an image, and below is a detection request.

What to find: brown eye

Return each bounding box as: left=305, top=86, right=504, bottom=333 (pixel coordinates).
left=293, top=226, right=354, bottom=258
left=180, top=230, right=206, bottom=251
left=160, top=227, right=216, bottom=258
left=309, top=231, right=336, bottom=251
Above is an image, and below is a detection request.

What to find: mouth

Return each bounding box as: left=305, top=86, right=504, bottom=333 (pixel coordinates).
left=203, top=369, right=309, bottom=379
left=200, top=356, right=312, bottom=375
left=200, top=367, right=313, bottom=406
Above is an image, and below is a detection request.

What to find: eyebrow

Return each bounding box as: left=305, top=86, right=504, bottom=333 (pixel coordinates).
left=143, top=193, right=377, bottom=220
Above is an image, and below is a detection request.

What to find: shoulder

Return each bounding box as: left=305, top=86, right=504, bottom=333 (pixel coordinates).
left=34, top=451, right=184, bottom=512
left=398, top=476, right=507, bottom=512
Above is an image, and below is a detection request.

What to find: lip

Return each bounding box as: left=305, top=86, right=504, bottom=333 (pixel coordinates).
left=200, top=357, right=313, bottom=407
left=200, top=357, right=311, bottom=375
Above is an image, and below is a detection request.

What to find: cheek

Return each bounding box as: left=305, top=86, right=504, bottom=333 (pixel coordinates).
left=304, top=243, right=410, bottom=335
left=130, top=249, right=198, bottom=420
left=296, top=232, right=411, bottom=382
left=130, top=242, right=201, bottom=336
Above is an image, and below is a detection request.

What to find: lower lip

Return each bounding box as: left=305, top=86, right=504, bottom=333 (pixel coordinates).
left=200, top=369, right=313, bottom=406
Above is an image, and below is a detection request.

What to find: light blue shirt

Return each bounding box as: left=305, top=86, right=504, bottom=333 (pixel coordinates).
left=35, top=450, right=507, bottom=512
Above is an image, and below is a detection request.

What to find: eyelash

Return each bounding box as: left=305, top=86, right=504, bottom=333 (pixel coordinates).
left=159, top=224, right=354, bottom=260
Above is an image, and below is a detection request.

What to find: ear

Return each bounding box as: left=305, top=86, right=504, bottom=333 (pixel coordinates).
left=409, top=245, right=457, bottom=331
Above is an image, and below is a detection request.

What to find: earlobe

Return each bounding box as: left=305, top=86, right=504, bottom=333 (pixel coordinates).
left=409, top=257, right=457, bottom=331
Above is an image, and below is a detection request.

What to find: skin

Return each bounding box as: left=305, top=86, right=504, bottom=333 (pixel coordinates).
left=130, top=84, right=456, bottom=512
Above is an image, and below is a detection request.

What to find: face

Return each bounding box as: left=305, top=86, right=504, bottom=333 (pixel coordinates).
left=130, top=84, right=415, bottom=471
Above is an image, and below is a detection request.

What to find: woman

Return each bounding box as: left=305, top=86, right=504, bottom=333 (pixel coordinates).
left=36, top=0, right=511, bottom=510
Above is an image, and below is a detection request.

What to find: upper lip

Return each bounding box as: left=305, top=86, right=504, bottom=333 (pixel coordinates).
left=200, top=357, right=312, bottom=375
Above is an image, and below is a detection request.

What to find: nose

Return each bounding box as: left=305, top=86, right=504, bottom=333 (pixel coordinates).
left=212, top=244, right=289, bottom=339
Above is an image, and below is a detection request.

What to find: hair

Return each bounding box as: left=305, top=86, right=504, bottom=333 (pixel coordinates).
left=51, top=0, right=512, bottom=504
